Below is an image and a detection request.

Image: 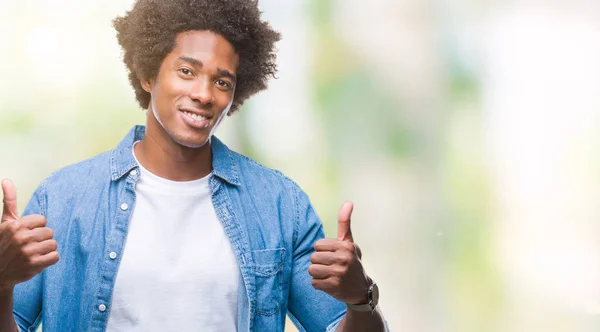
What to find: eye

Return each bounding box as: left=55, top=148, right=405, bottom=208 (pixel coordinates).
left=179, top=68, right=193, bottom=76
left=216, top=79, right=232, bottom=90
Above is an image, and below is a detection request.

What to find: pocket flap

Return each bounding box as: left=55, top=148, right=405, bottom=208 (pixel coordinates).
left=252, top=248, right=286, bottom=276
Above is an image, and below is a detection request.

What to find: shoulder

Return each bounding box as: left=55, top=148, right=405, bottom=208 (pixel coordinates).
left=229, top=149, right=302, bottom=194
left=41, top=151, right=112, bottom=193
left=24, top=151, right=112, bottom=216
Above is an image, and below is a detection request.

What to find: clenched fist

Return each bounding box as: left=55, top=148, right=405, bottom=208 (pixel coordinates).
left=308, top=201, right=371, bottom=305
left=0, top=179, right=59, bottom=291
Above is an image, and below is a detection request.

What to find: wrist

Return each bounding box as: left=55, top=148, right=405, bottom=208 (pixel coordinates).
left=346, top=278, right=379, bottom=312
left=348, top=276, right=372, bottom=305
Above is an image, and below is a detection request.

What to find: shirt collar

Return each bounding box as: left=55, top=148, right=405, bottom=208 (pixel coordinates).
left=109, top=125, right=241, bottom=186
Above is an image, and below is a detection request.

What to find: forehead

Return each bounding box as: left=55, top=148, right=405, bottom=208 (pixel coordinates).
left=168, top=30, right=239, bottom=72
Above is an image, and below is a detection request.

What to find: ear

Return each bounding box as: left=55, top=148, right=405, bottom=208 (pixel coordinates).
left=140, top=78, right=154, bottom=93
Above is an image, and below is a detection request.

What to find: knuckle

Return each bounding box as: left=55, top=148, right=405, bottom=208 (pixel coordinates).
left=19, top=246, right=33, bottom=257
left=331, top=277, right=341, bottom=288
left=14, top=233, right=30, bottom=245
left=24, top=255, right=36, bottom=268
left=335, top=265, right=347, bottom=276
left=342, top=242, right=354, bottom=251
left=337, top=253, right=353, bottom=266
left=345, top=251, right=356, bottom=261
left=8, top=221, right=21, bottom=233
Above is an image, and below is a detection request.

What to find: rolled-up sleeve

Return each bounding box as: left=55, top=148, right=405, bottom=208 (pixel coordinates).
left=13, top=184, right=46, bottom=332
left=286, top=185, right=346, bottom=332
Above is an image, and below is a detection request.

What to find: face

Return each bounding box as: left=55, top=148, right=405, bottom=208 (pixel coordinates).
left=142, top=30, right=239, bottom=148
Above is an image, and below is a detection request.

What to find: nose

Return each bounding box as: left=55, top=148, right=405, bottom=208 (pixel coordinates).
left=189, top=78, right=214, bottom=106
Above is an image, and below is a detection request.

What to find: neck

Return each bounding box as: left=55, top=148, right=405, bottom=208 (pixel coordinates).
left=134, top=113, right=213, bottom=182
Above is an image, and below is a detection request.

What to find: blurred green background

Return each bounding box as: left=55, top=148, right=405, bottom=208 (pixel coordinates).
left=1, top=0, right=600, bottom=331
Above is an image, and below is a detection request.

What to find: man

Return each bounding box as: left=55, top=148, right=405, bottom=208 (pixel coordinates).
left=0, top=0, right=388, bottom=331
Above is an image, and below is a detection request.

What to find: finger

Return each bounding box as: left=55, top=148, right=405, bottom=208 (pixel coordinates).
left=32, top=239, right=58, bottom=256
left=311, top=277, right=337, bottom=292
left=355, top=243, right=363, bottom=260
left=337, top=201, right=354, bottom=242
left=308, top=264, right=335, bottom=279
left=1, top=179, right=18, bottom=222
left=22, top=238, right=57, bottom=257
left=27, top=228, right=55, bottom=243
left=19, top=215, right=47, bottom=230
left=31, top=251, right=59, bottom=270
left=314, top=238, right=341, bottom=252
left=310, top=251, right=337, bottom=265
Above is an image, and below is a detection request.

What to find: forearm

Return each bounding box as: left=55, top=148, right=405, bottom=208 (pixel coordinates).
left=0, top=287, right=19, bottom=332
left=336, top=307, right=387, bottom=332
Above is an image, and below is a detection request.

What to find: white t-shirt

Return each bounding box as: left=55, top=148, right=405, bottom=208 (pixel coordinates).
left=106, top=145, right=240, bottom=331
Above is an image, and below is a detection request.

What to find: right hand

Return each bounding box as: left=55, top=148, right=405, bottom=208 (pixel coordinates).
left=0, top=179, right=59, bottom=291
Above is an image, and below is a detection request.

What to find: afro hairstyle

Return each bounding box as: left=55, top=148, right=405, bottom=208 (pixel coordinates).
left=113, top=0, right=281, bottom=114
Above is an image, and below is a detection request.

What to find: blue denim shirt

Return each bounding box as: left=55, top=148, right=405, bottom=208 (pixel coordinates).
left=13, top=125, right=347, bottom=332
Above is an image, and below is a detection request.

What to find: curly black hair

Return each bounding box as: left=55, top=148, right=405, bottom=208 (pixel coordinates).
left=113, top=0, right=280, bottom=114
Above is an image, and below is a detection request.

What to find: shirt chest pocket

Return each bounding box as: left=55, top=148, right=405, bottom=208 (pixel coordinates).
left=251, top=248, right=286, bottom=316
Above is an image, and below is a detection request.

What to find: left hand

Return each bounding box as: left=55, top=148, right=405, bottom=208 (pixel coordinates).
left=308, top=201, right=371, bottom=305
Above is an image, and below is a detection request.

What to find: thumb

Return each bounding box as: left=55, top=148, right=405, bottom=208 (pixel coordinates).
left=1, top=179, right=18, bottom=223
left=337, top=201, right=354, bottom=242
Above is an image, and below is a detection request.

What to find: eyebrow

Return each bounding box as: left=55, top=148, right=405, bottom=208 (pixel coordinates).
left=178, top=56, right=237, bottom=82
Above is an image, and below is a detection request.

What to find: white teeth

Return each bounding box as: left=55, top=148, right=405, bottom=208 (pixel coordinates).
left=184, top=111, right=207, bottom=121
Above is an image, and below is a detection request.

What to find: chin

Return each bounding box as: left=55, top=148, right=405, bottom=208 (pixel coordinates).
left=172, top=135, right=210, bottom=149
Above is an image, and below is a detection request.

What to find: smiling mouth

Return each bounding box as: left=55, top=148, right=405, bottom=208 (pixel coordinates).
left=182, top=111, right=208, bottom=121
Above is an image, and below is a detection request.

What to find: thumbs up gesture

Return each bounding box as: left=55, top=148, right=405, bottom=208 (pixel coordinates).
left=0, top=179, right=59, bottom=291
left=308, top=202, right=371, bottom=305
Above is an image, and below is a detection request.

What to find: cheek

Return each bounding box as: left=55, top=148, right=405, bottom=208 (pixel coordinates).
left=217, top=87, right=235, bottom=107
left=217, top=94, right=232, bottom=109
left=153, top=76, right=188, bottom=103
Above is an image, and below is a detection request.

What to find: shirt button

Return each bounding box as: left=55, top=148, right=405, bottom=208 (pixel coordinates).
left=109, top=252, right=117, bottom=260
left=98, top=304, right=107, bottom=312
left=130, top=169, right=137, bottom=176
left=120, top=203, right=128, bottom=211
